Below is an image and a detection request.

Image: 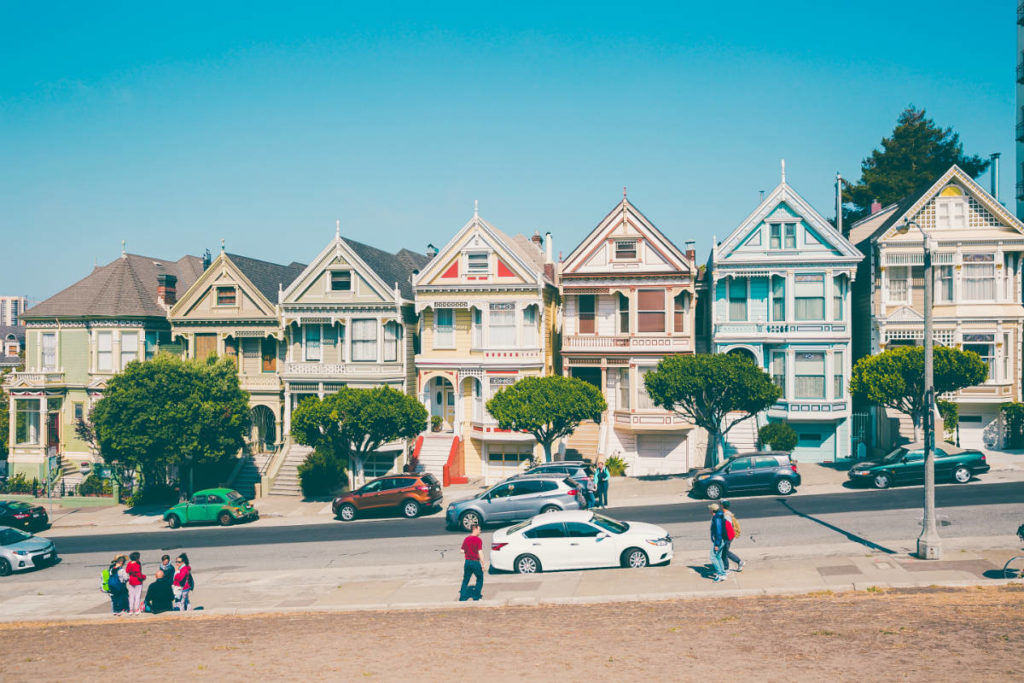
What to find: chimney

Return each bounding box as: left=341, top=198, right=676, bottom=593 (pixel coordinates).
left=427, top=243, right=438, bottom=258
left=990, top=152, right=1001, bottom=201
left=684, top=240, right=696, bottom=264
left=870, top=200, right=883, bottom=215
left=157, top=274, right=178, bottom=307
left=202, top=249, right=212, bottom=271
left=544, top=232, right=553, bottom=264
left=531, top=231, right=543, bottom=250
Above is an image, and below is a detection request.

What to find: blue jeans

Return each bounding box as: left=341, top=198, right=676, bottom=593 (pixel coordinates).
left=722, top=541, right=741, bottom=570
left=460, top=560, right=483, bottom=601
left=709, top=546, right=726, bottom=578
left=584, top=490, right=596, bottom=509
left=596, top=482, right=608, bottom=507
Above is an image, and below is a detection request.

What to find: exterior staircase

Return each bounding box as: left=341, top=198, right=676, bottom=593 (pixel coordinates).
left=229, top=453, right=271, bottom=499
left=723, top=413, right=759, bottom=458
left=417, top=434, right=457, bottom=482
left=268, top=444, right=312, bottom=497
left=563, top=420, right=600, bottom=461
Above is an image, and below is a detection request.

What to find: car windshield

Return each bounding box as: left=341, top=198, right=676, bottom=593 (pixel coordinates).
left=590, top=513, right=629, bottom=534
left=710, top=458, right=733, bottom=472
left=226, top=491, right=245, bottom=503
left=882, top=448, right=908, bottom=464
left=0, top=528, right=32, bottom=545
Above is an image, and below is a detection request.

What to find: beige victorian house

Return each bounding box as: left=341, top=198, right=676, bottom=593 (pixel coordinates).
left=850, top=164, right=1024, bottom=449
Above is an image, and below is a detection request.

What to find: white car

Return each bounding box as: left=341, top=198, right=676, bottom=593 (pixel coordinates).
left=489, top=510, right=673, bottom=573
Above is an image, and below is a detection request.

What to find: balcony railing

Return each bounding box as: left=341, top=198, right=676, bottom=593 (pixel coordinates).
left=769, top=399, right=849, bottom=415
left=240, top=374, right=282, bottom=390
left=281, top=361, right=398, bottom=376
left=3, top=371, right=65, bottom=386
left=714, top=322, right=847, bottom=336
left=562, top=335, right=691, bottom=353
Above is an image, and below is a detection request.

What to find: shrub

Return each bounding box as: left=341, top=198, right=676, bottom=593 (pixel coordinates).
left=937, top=400, right=959, bottom=444
left=1001, top=402, right=1024, bottom=449
left=298, top=448, right=349, bottom=498
left=124, top=483, right=179, bottom=508
left=1, top=472, right=33, bottom=494
left=78, top=474, right=112, bottom=496
left=431, top=415, right=443, bottom=431
left=758, top=422, right=798, bottom=452
left=604, top=455, right=628, bottom=477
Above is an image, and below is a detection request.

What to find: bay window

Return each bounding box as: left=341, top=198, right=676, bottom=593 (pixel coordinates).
left=578, top=295, right=595, bottom=334
left=963, top=334, right=995, bottom=383
left=638, top=289, right=665, bottom=333
left=728, top=279, right=748, bottom=321
left=352, top=319, right=378, bottom=361
left=962, top=254, right=995, bottom=301
left=97, top=331, right=113, bottom=371
left=434, top=309, right=454, bottom=348
left=794, top=352, right=825, bottom=399
left=794, top=274, right=825, bottom=321
left=489, top=303, right=516, bottom=347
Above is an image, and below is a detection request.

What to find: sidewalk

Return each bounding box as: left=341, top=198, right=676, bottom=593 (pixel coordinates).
left=0, top=535, right=1020, bottom=622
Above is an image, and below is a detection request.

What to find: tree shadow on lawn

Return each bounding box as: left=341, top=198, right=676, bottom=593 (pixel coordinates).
left=776, top=498, right=898, bottom=555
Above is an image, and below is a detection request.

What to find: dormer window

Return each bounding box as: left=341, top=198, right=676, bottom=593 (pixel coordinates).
left=615, top=240, right=638, bottom=260
left=467, top=252, right=489, bottom=274
left=769, top=223, right=797, bottom=250
left=330, top=271, right=352, bottom=291
left=216, top=286, right=237, bottom=306
left=936, top=185, right=967, bottom=229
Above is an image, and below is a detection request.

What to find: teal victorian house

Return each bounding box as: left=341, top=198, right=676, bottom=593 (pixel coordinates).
left=709, top=169, right=863, bottom=462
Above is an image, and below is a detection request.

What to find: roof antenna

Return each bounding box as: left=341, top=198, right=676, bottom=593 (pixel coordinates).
left=336, top=219, right=340, bottom=239
left=474, top=200, right=479, bottom=218
left=781, top=159, right=786, bottom=184
left=121, top=240, right=126, bottom=258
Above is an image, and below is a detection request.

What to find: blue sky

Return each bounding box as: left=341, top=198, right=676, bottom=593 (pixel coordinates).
left=0, top=1, right=1014, bottom=302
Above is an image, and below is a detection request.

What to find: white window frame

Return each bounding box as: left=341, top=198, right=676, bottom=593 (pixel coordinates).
left=303, top=325, right=322, bottom=362
left=41, top=332, right=57, bottom=371
left=728, top=278, right=748, bottom=322
left=382, top=322, right=399, bottom=363
left=962, top=254, right=996, bottom=302
left=488, top=303, right=517, bottom=348
left=97, top=331, right=113, bottom=372
left=15, top=398, right=40, bottom=445
left=433, top=309, right=455, bottom=349
left=794, top=351, right=826, bottom=400
left=935, top=265, right=954, bottom=303
left=466, top=252, right=489, bottom=275
left=794, top=274, right=825, bottom=321
left=352, top=319, right=378, bottom=362
left=522, top=305, right=539, bottom=347
left=886, top=266, right=910, bottom=304
left=614, top=239, right=638, bottom=260
left=329, top=270, right=352, bottom=292
left=771, top=351, right=786, bottom=398
left=121, top=331, right=139, bottom=368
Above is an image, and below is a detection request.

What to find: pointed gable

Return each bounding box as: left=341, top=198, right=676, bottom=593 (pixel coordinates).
left=562, top=198, right=692, bottom=277
left=170, top=252, right=303, bottom=321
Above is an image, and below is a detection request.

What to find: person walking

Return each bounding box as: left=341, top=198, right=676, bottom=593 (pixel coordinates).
left=708, top=504, right=728, bottom=582
left=459, top=524, right=484, bottom=601
left=721, top=500, right=744, bottom=573
left=595, top=462, right=610, bottom=508
left=125, top=551, right=147, bottom=614
left=172, top=553, right=193, bottom=611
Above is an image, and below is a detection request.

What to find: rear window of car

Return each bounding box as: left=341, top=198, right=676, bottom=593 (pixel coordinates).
left=422, top=474, right=440, bottom=486
left=226, top=491, right=245, bottom=502
left=753, top=456, right=782, bottom=469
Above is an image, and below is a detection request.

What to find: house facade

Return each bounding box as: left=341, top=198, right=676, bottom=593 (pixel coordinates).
left=412, top=211, right=559, bottom=483
left=3, top=253, right=202, bottom=480
left=850, top=164, right=1024, bottom=450
left=168, top=251, right=306, bottom=456
left=0, top=296, right=27, bottom=327
left=710, top=175, right=863, bottom=462
left=560, top=197, right=699, bottom=475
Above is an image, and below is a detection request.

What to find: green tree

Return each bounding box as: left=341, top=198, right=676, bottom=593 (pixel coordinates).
left=849, top=346, right=987, bottom=441
left=644, top=354, right=781, bottom=468
left=290, top=386, right=427, bottom=484
left=90, top=354, right=250, bottom=494
left=758, top=422, right=798, bottom=452
left=486, top=375, right=607, bottom=462
left=843, top=106, right=989, bottom=224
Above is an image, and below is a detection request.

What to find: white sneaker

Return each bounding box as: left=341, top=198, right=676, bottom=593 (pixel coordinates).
left=736, top=560, right=745, bottom=572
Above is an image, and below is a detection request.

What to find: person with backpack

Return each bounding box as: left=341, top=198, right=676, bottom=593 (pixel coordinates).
left=103, top=555, right=129, bottom=614
left=721, top=499, right=744, bottom=573
left=595, top=462, right=610, bottom=508
left=708, top=504, right=727, bottom=582
left=125, top=551, right=147, bottom=613
left=172, top=553, right=194, bottom=611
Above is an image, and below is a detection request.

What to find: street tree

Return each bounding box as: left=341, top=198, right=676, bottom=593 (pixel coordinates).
left=843, top=106, right=989, bottom=224
left=849, top=345, right=988, bottom=441
left=644, top=353, right=781, bottom=468
left=486, top=375, right=607, bottom=462
left=90, top=354, right=250, bottom=493
left=290, top=386, right=427, bottom=484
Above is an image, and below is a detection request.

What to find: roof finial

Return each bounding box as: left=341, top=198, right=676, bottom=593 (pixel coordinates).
left=781, top=159, right=786, bottom=183
left=220, top=238, right=225, bottom=253
left=121, top=240, right=126, bottom=258
left=623, top=186, right=627, bottom=200
left=335, top=219, right=340, bottom=239
left=474, top=199, right=479, bottom=218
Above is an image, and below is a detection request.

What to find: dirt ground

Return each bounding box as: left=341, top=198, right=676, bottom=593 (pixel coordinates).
left=1, top=586, right=1021, bottom=682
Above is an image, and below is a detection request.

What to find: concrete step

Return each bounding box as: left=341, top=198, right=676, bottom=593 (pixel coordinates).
left=269, top=443, right=314, bottom=497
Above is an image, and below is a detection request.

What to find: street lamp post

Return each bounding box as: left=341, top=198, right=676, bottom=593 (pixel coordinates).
left=899, top=218, right=942, bottom=559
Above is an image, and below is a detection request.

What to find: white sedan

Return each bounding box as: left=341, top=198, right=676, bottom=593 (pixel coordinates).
left=489, top=510, right=673, bottom=573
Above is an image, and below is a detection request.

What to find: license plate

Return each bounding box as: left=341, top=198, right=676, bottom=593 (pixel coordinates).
left=32, top=513, right=40, bottom=517
left=41, top=553, right=51, bottom=560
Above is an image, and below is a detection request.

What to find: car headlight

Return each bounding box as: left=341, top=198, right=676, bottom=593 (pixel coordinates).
left=696, top=474, right=709, bottom=481
left=646, top=537, right=670, bottom=547
left=14, top=550, right=29, bottom=556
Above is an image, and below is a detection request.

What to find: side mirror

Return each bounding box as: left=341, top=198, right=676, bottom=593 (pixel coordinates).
left=598, top=532, right=610, bottom=539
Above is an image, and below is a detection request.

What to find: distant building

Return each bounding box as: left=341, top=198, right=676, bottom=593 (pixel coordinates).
left=0, top=296, right=27, bottom=326
left=0, top=324, right=25, bottom=368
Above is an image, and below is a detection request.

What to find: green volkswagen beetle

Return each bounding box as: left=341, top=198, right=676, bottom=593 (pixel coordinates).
left=847, top=442, right=990, bottom=489
left=163, top=488, right=259, bottom=528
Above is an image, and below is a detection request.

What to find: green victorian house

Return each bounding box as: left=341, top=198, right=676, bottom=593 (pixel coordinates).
left=3, top=251, right=203, bottom=482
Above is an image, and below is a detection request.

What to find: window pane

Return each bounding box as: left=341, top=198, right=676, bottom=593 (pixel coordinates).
left=772, top=277, right=785, bottom=321
left=615, top=240, right=637, bottom=259
left=578, top=295, right=595, bottom=334
left=888, top=266, right=909, bottom=303
left=769, top=225, right=781, bottom=249
left=467, top=252, right=489, bottom=273
left=637, top=289, right=664, bottom=310
left=383, top=322, right=399, bottom=362
left=771, top=353, right=786, bottom=398
left=331, top=271, right=351, bottom=291
left=637, top=367, right=656, bottom=410
left=617, top=368, right=630, bottom=410
left=217, top=287, right=236, bottom=305
left=15, top=398, right=40, bottom=445
left=784, top=224, right=797, bottom=249
left=637, top=290, right=665, bottom=332
left=522, top=306, right=538, bottom=346
left=304, top=326, right=321, bottom=361
left=434, top=309, right=454, bottom=348
left=833, top=350, right=844, bottom=398
left=794, top=352, right=825, bottom=399
left=353, top=319, right=378, bottom=361
left=832, top=278, right=844, bottom=320
left=42, top=333, right=56, bottom=370
left=673, top=293, right=686, bottom=333
left=121, top=332, right=138, bottom=367
left=729, top=458, right=751, bottom=472
left=794, top=275, right=825, bottom=321
left=489, top=306, right=516, bottom=347
left=97, top=331, right=113, bottom=371
left=618, top=293, right=629, bottom=333
left=728, top=280, right=747, bottom=321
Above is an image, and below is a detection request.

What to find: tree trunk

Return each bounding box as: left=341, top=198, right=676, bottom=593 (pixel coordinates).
left=911, top=414, right=921, bottom=442
left=703, top=431, right=721, bottom=469
left=542, top=440, right=553, bottom=463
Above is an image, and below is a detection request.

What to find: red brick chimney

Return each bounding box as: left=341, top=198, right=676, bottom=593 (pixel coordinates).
left=157, top=274, right=178, bottom=307
left=685, top=240, right=696, bottom=264
left=870, top=200, right=883, bottom=215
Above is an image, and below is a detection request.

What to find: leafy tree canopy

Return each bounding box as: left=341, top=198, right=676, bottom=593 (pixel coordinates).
left=849, top=346, right=987, bottom=438
left=90, top=354, right=250, bottom=490
left=843, top=106, right=989, bottom=224
left=486, top=375, right=607, bottom=462
left=644, top=353, right=781, bottom=468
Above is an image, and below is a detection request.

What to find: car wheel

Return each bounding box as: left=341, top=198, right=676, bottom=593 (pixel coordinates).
left=622, top=547, right=649, bottom=569
left=0, top=558, right=11, bottom=577
left=460, top=511, right=481, bottom=531
left=953, top=466, right=971, bottom=484
left=218, top=511, right=233, bottom=526
left=515, top=554, right=541, bottom=574
left=339, top=504, right=357, bottom=522
left=402, top=499, right=421, bottom=518
left=704, top=482, right=723, bottom=500
left=167, top=515, right=181, bottom=529
left=540, top=505, right=560, bottom=514
left=775, top=479, right=794, bottom=495
left=873, top=473, right=893, bottom=490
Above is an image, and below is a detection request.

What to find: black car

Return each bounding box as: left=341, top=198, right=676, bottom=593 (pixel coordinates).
left=691, top=452, right=801, bottom=499
left=0, top=501, right=50, bottom=531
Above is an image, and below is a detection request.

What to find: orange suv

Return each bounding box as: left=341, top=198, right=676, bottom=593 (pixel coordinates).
left=332, top=473, right=443, bottom=521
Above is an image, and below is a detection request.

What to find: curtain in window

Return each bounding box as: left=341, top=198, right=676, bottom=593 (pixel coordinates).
left=962, top=263, right=995, bottom=300
left=637, top=367, right=656, bottom=409
left=638, top=289, right=665, bottom=333
left=728, top=280, right=747, bottom=321
left=522, top=306, right=538, bottom=346
left=489, top=305, right=516, bottom=347
left=833, top=351, right=844, bottom=399
left=352, top=319, right=378, bottom=361
left=383, top=322, right=399, bottom=362
left=794, top=275, right=825, bottom=321
left=771, top=353, right=786, bottom=398
left=434, top=309, right=454, bottom=348
left=887, top=266, right=909, bottom=303
left=578, top=295, right=595, bottom=334
left=772, top=277, right=785, bottom=321
left=41, top=333, right=56, bottom=370
left=304, top=326, right=321, bottom=362
left=617, top=368, right=630, bottom=410
left=794, top=352, right=825, bottom=399
left=15, top=398, right=40, bottom=445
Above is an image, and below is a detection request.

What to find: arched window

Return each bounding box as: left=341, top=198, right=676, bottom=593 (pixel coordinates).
left=936, top=185, right=966, bottom=229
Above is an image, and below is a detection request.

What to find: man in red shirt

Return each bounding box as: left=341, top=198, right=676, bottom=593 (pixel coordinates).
left=459, top=524, right=484, bottom=601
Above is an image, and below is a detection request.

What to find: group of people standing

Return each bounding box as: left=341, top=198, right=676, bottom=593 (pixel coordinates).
left=708, top=501, right=744, bottom=582
left=581, top=462, right=611, bottom=510
left=103, top=552, right=194, bottom=614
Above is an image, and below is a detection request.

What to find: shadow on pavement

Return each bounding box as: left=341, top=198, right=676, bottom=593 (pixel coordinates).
left=776, top=498, right=898, bottom=555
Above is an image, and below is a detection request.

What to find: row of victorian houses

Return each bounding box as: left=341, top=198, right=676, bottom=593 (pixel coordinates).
left=5, top=164, right=1024, bottom=494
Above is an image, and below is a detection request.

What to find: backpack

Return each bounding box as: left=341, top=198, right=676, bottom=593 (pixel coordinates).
left=183, top=572, right=195, bottom=590
left=731, top=514, right=741, bottom=537
left=101, top=568, right=111, bottom=593
left=107, top=568, right=124, bottom=591
left=724, top=518, right=736, bottom=541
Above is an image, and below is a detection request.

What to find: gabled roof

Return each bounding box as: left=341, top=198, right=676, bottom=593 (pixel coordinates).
left=716, top=180, right=863, bottom=263
left=23, top=254, right=203, bottom=319
left=561, top=198, right=691, bottom=275
left=226, top=253, right=307, bottom=302
left=849, top=164, right=1024, bottom=249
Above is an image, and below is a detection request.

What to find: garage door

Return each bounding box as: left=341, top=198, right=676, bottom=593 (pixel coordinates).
left=957, top=412, right=1000, bottom=450
left=485, top=444, right=532, bottom=483
left=636, top=434, right=681, bottom=459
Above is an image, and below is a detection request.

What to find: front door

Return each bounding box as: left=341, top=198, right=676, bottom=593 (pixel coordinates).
left=46, top=412, right=60, bottom=453
left=723, top=457, right=755, bottom=491
left=356, top=480, right=385, bottom=509
left=185, top=495, right=208, bottom=523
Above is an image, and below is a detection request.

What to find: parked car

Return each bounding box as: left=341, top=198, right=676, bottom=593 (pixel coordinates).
left=512, top=461, right=595, bottom=489
left=691, top=452, right=801, bottom=499
left=0, top=500, right=49, bottom=532
left=490, top=510, right=672, bottom=573
left=0, top=526, right=58, bottom=576
left=163, top=488, right=259, bottom=528
left=446, top=476, right=584, bottom=531
left=847, top=442, right=990, bottom=489
left=332, top=473, right=443, bottom=521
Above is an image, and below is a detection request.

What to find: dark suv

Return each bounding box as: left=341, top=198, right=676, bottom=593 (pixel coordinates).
left=512, top=461, right=595, bottom=488
left=691, top=452, right=800, bottom=499
left=332, top=473, right=443, bottom=521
